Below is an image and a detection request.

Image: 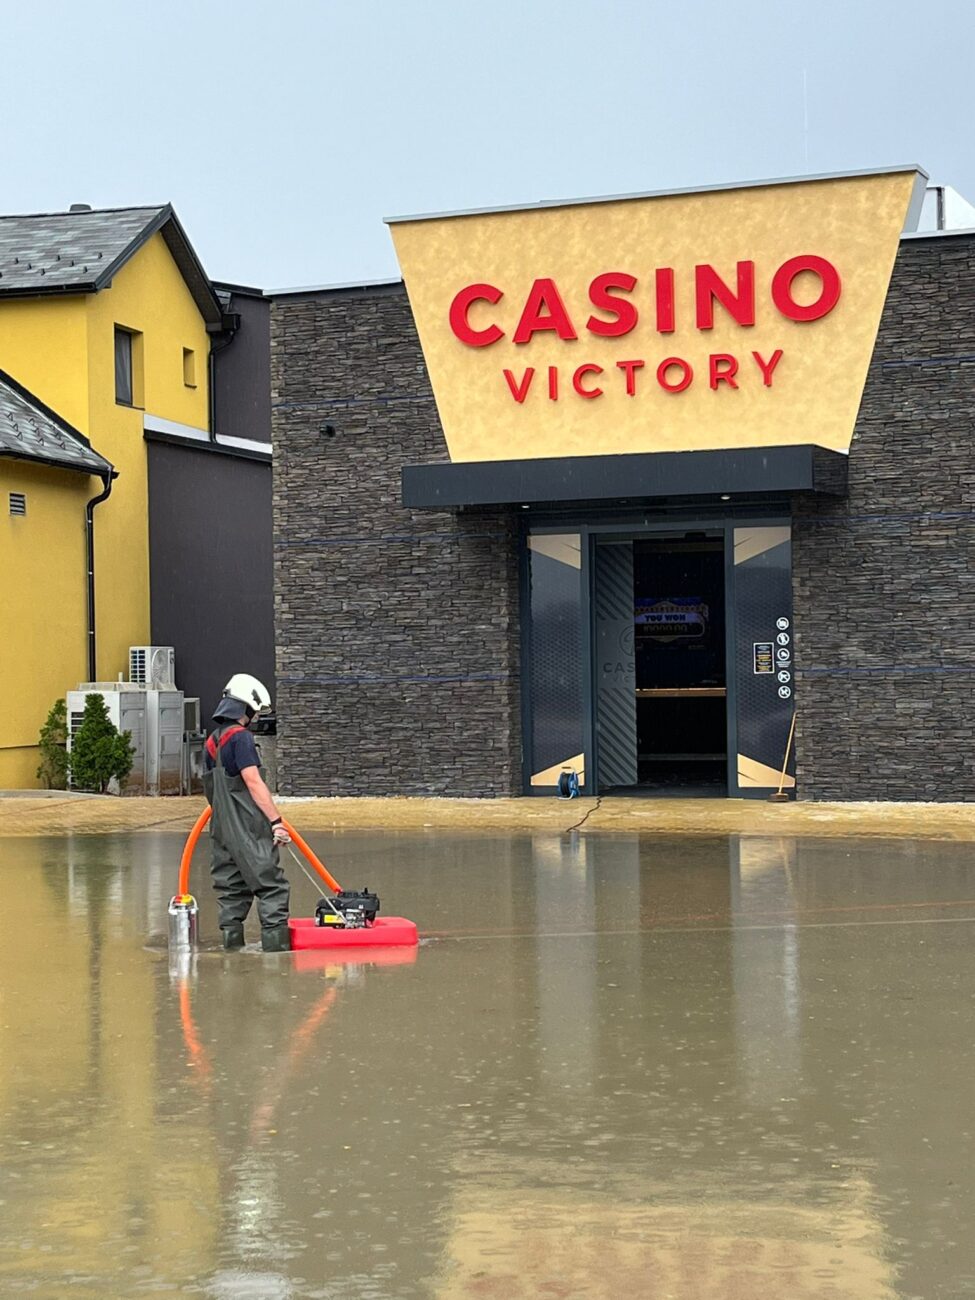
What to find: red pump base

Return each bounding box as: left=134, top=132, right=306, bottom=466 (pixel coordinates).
left=288, top=916, right=419, bottom=950
left=293, top=945, right=418, bottom=972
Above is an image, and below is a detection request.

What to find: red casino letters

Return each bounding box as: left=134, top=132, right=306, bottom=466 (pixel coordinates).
left=448, top=257, right=840, bottom=401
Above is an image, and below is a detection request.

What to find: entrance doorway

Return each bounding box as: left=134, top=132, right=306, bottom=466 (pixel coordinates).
left=594, top=531, right=727, bottom=796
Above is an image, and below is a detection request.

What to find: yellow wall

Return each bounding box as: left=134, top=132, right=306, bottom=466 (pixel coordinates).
left=0, top=229, right=212, bottom=786
left=0, top=461, right=90, bottom=787
left=0, top=842, right=220, bottom=1280
left=0, top=296, right=90, bottom=428
left=84, top=231, right=211, bottom=684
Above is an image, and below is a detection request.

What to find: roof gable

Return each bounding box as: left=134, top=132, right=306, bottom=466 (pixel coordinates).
left=0, top=204, right=223, bottom=327
left=0, top=367, right=113, bottom=477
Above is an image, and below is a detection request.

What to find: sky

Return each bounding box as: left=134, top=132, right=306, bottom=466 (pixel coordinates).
left=2, top=0, right=973, bottom=290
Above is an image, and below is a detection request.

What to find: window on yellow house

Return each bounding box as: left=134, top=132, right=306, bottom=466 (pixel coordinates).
left=115, top=326, right=144, bottom=407
left=182, top=347, right=197, bottom=388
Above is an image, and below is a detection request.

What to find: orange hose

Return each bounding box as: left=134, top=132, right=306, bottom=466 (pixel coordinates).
left=175, top=805, right=342, bottom=897
left=178, top=980, right=212, bottom=1094
left=250, top=986, right=338, bottom=1140
left=282, top=820, right=342, bottom=893
left=177, top=806, right=212, bottom=897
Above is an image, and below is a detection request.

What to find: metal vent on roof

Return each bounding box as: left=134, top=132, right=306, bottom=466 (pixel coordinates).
left=9, top=492, right=26, bottom=516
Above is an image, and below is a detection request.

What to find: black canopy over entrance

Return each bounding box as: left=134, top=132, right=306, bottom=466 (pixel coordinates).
left=402, top=445, right=847, bottom=510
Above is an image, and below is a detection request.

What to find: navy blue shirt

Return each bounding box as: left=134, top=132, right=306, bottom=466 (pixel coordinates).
left=205, top=727, right=261, bottom=778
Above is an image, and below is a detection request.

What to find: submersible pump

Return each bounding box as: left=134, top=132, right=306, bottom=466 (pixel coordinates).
left=168, top=894, right=199, bottom=949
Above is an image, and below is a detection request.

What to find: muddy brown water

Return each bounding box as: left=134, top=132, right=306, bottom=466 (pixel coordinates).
left=1, top=830, right=973, bottom=1298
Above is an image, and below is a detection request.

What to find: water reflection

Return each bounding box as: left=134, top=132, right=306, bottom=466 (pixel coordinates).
left=731, top=837, right=801, bottom=1104
left=0, top=829, right=973, bottom=1297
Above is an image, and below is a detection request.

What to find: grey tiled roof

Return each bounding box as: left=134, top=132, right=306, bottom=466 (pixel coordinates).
left=0, top=369, right=112, bottom=476
left=0, top=206, right=165, bottom=294
left=0, top=203, right=224, bottom=325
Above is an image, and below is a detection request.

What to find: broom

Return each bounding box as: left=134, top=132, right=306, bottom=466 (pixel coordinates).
left=768, top=710, right=797, bottom=803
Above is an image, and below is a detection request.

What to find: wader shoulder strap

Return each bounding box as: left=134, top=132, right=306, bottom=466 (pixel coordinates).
left=205, top=724, right=247, bottom=763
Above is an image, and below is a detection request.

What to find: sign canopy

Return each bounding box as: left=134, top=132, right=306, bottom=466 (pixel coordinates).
left=388, top=168, right=926, bottom=464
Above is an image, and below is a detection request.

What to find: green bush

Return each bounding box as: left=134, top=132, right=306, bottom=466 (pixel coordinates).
left=70, top=694, right=135, bottom=794
left=36, top=698, right=70, bottom=789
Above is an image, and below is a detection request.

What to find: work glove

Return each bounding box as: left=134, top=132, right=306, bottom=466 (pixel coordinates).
left=272, top=822, right=292, bottom=846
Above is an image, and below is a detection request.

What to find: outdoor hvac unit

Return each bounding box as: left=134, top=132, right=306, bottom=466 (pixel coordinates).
left=129, top=646, right=176, bottom=689
left=146, top=689, right=185, bottom=796
left=181, top=697, right=205, bottom=795
left=183, top=697, right=201, bottom=734
left=67, top=688, right=148, bottom=795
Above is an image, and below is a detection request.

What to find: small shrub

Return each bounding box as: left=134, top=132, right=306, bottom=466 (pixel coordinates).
left=70, top=694, right=135, bottom=794
left=36, top=698, right=70, bottom=790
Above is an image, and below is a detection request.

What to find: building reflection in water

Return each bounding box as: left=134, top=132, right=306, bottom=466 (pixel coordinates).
left=731, top=835, right=801, bottom=1106
left=7, top=827, right=968, bottom=1297
left=0, top=833, right=410, bottom=1296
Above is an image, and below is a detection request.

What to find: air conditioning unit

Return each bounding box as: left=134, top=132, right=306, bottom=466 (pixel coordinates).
left=183, top=697, right=201, bottom=734
left=146, top=689, right=184, bottom=796
left=129, top=646, right=176, bottom=689
left=67, top=688, right=147, bottom=795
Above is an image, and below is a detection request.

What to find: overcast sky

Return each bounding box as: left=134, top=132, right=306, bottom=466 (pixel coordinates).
left=2, top=0, right=972, bottom=289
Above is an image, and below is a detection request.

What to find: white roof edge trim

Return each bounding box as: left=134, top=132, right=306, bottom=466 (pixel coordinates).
left=143, top=414, right=272, bottom=456
left=216, top=434, right=273, bottom=454
left=266, top=277, right=402, bottom=298
left=901, top=226, right=975, bottom=240
left=384, top=164, right=930, bottom=225
left=143, top=413, right=208, bottom=440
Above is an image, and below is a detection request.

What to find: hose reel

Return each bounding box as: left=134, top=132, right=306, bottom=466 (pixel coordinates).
left=557, top=769, right=580, bottom=799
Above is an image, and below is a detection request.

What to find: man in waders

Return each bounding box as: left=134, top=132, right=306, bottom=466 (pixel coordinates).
left=204, top=673, right=292, bottom=952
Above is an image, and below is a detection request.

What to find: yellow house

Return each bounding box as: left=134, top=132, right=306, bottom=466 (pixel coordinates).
left=0, top=205, right=226, bottom=787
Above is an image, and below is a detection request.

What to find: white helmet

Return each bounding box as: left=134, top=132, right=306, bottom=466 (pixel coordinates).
left=221, top=673, right=272, bottom=719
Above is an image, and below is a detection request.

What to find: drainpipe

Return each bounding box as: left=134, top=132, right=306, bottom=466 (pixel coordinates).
left=85, top=468, right=116, bottom=682
left=208, top=316, right=239, bottom=442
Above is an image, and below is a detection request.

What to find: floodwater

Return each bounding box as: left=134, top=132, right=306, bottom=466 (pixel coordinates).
left=1, top=831, right=974, bottom=1299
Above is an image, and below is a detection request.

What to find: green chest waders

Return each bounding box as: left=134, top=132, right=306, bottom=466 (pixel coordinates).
left=203, top=725, right=290, bottom=945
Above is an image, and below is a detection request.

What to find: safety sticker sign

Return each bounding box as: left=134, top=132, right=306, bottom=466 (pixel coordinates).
left=753, top=642, right=774, bottom=674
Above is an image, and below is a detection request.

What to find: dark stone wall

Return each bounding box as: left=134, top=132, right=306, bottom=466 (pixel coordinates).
left=793, top=233, right=975, bottom=801
left=272, top=236, right=975, bottom=803
left=270, top=283, right=521, bottom=796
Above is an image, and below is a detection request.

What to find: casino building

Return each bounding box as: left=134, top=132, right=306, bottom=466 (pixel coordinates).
left=270, top=166, right=975, bottom=802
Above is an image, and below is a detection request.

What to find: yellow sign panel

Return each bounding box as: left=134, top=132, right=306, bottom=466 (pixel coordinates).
left=388, top=171, right=922, bottom=463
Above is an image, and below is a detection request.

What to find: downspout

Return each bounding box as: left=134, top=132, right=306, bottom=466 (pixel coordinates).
left=85, top=468, right=116, bottom=682
left=208, top=322, right=239, bottom=442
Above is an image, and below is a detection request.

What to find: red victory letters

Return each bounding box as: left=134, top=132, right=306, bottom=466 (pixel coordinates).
left=446, top=255, right=841, bottom=402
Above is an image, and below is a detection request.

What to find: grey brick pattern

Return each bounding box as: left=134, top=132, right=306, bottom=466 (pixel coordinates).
left=273, top=236, right=975, bottom=803
left=270, top=284, right=522, bottom=796
left=793, top=234, right=975, bottom=801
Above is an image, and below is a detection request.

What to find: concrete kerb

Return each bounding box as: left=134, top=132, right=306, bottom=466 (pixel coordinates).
left=0, top=789, right=111, bottom=799
left=2, top=795, right=975, bottom=842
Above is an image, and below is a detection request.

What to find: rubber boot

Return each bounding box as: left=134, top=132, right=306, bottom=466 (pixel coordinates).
left=222, top=922, right=246, bottom=951
left=261, top=924, right=291, bottom=953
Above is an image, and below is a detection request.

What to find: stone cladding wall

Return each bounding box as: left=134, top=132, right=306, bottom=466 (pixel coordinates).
left=793, top=234, right=975, bottom=800
left=272, top=237, right=975, bottom=803
left=270, top=283, right=521, bottom=796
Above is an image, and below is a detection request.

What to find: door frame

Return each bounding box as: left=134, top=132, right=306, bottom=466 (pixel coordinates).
left=520, top=508, right=791, bottom=797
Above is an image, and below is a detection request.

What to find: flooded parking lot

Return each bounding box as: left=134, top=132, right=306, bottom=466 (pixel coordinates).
left=1, top=828, right=973, bottom=1298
